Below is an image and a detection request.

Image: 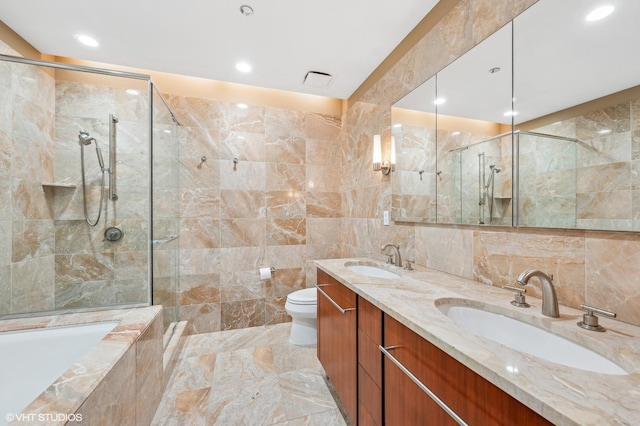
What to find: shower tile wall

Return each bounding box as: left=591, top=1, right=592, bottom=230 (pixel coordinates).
left=343, top=0, right=640, bottom=327
left=165, top=95, right=342, bottom=334
left=52, top=80, right=150, bottom=309
left=520, top=100, right=640, bottom=230
left=0, top=42, right=56, bottom=315
left=0, top=39, right=152, bottom=317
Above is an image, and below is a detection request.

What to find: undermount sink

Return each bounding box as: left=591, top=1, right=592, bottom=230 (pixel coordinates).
left=345, top=264, right=400, bottom=279
left=437, top=302, right=628, bottom=376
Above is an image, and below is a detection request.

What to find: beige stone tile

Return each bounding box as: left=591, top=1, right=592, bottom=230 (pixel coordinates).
left=585, top=234, right=640, bottom=326
left=207, top=374, right=287, bottom=425
left=271, top=344, right=322, bottom=374
left=152, top=387, right=212, bottom=426
left=220, top=190, right=266, bottom=219
left=212, top=346, right=276, bottom=386
left=266, top=218, right=306, bottom=246
left=278, top=369, right=337, bottom=420
left=221, top=299, right=266, bottom=330
left=267, top=135, right=305, bottom=165
left=266, top=190, right=306, bottom=219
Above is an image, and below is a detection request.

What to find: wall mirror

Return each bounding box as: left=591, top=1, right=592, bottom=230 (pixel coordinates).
left=391, top=22, right=513, bottom=225
left=513, top=0, right=640, bottom=231
left=392, top=0, right=640, bottom=232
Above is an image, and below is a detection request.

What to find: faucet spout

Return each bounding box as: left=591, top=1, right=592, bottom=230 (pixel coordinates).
left=516, top=269, right=559, bottom=318
left=381, top=243, right=402, bottom=268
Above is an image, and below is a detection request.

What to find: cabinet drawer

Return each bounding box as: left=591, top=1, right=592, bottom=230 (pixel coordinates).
left=358, top=297, right=382, bottom=338
left=383, top=314, right=552, bottom=426
left=358, top=364, right=382, bottom=426
left=317, top=269, right=356, bottom=308
left=358, top=329, right=382, bottom=387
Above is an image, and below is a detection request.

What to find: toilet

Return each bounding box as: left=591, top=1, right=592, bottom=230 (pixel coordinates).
left=285, top=288, right=318, bottom=345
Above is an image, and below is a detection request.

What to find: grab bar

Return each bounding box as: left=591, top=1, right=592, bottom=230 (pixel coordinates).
left=316, top=284, right=356, bottom=314
left=152, top=234, right=179, bottom=245
left=379, top=345, right=468, bottom=426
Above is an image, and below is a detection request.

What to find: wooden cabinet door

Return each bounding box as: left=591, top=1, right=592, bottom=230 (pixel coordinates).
left=317, top=269, right=357, bottom=423
left=383, top=314, right=552, bottom=426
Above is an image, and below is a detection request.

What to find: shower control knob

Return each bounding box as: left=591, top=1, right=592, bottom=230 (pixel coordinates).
left=104, top=226, right=124, bottom=242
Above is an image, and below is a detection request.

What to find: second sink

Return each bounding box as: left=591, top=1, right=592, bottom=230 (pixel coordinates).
left=345, top=264, right=400, bottom=279
left=437, top=301, right=628, bottom=376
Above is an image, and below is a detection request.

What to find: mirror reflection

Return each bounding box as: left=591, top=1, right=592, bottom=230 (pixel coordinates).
left=391, top=77, right=437, bottom=222
left=391, top=0, right=640, bottom=231
left=514, top=0, right=640, bottom=231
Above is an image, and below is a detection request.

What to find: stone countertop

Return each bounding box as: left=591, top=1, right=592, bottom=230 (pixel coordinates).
left=315, top=258, right=640, bottom=426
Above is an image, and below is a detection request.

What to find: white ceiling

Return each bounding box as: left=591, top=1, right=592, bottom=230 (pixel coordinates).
left=0, top=0, right=440, bottom=99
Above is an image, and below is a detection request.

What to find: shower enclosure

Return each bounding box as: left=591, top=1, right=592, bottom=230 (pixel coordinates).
left=0, top=50, right=180, bottom=331
left=437, top=132, right=512, bottom=225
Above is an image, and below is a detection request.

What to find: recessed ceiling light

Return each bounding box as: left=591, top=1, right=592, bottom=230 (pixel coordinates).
left=126, top=89, right=140, bottom=96
left=586, top=5, right=614, bottom=22
left=393, top=123, right=402, bottom=128
left=237, top=103, right=248, bottom=109
left=236, top=62, right=252, bottom=73
left=598, top=129, right=612, bottom=134
left=163, top=129, right=172, bottom=134
left=504, top=110, right=519, bottom=117
left=434, top=97, right=446, bottom=105
left=75, top=34, right=99, bottom=47
left=452, top=131, right=461, bottom=136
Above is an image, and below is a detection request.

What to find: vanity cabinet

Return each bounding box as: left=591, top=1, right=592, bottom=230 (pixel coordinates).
left=382, top=314, right=552, bottom=425
left=317, top=269, right=358, bottom=423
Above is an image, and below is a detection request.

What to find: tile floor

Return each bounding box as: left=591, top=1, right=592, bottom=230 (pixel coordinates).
left=152, top=323, right=348, bottom=425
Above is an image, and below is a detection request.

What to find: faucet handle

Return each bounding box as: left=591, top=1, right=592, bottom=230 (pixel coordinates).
left=577, top=304, right=616, bottom=332
left=404, top=260, right=414, bottom=270
left=502, top=285, right=530, bottom=308
left=385, top=254, right=394, bottom=264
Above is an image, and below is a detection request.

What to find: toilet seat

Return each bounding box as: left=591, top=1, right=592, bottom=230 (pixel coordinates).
left=286, top=288, right=317, bottom=305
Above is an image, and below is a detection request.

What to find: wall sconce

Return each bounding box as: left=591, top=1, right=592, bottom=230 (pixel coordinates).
left=372, top=134, right=396, bottom=175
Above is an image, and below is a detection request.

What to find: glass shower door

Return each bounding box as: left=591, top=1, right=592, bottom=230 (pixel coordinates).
left=150, top=84, right=180, bottom=331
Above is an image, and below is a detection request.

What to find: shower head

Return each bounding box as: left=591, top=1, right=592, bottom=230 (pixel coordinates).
left=489, top=164, right=502, bottom=173
left=78, top=131, right=95, bottom=145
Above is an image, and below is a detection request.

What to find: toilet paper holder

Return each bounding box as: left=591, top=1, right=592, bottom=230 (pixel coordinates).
left=259, top=266, right=276, bottom=279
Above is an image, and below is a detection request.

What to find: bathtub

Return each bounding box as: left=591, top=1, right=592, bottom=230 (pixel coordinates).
left=0, top=306, right=163, bottom=426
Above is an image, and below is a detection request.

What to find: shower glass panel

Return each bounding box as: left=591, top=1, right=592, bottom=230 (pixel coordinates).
left=0, top=50, right=178, bottom=321
left=150, top=84, right=180, bottom=330
left=438, top=133, right=512, bottom=225
left=516, top=131, right=578, bottom=228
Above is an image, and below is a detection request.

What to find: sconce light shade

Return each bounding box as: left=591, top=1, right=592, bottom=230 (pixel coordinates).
left=373, top=134, right=382, bottom=171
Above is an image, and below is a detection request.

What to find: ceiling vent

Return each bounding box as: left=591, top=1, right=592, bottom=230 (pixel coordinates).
left=303, top=71, right=333, bottom=88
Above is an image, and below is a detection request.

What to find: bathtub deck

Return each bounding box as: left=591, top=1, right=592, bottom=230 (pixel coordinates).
left=152, top=322, right=349, bottom=425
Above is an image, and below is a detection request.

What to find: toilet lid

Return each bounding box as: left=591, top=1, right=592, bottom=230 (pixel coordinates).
left=287, top=288, right=317, bottom=305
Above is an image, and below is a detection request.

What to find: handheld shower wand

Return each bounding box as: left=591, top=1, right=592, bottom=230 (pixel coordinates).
left=79, top=130, right=106, bottom=226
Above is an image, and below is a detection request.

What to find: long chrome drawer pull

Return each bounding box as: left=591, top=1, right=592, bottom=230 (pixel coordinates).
left=379, top=345, right=468, bottom=426
left=316, top=285, right=356, bottom=314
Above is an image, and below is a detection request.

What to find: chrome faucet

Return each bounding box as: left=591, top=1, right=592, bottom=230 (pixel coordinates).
left=516, top=269, right=559, bottom=318
left=381, top=243, right=402, bottom=268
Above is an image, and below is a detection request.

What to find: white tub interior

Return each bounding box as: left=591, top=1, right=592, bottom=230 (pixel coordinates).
left=0, top=321, right=119, bottom=422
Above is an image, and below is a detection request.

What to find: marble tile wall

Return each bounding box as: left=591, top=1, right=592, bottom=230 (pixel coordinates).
left=52, top=80, right=151, bottom=309
left=344, top=0, right=640, bottom=327
left=165, top=95, right=342, bottom=334
left=0, top=42, right=56, bottom=316
left=520, top=100, right=638, bottom=230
